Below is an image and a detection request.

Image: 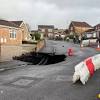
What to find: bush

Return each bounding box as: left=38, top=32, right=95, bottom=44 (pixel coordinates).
left=69, top=35, right=74, bottom=39
left=31, top=33, right=41, bottom=40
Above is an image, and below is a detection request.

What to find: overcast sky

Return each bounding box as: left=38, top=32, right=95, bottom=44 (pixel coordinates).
left=0, top=0, right=100, bottom=29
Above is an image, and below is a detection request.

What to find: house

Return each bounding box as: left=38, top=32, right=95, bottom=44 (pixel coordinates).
left=94, top=23, right=100, bottom=30
left=11, top=21, right=30, bottom=41
left=38, top=25, right=54, bottom=37
left=69, top=21, right=92, bottom=36
left=84, top=28, right=97, bottom=39
left=81, top=28, right=98, bottom=46
left=0, top=19, right=22, bottom=62
left=54, top=29, right=67, bottom=40
left=64, top=29, right=69, bottom=36
left=94, top=24, right=100, bottom=38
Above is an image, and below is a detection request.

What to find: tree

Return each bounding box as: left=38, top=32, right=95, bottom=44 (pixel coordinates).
left=33, top=33, right=41, bottom=40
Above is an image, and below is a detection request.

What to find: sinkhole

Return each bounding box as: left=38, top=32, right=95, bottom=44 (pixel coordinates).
left=13, top=52, right=66, bottom=65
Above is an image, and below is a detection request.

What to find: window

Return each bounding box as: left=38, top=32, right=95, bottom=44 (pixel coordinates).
left=93, top=32, right=96, bottom=38
left=48, top=29, right=52, bottom=32
left=87, top=34, right=92, bottom=38
left=42, top=29, right=45, bottom=32
left=0, top=38, right=3, bottom=43
left=9, top=29, right=16, bottom=39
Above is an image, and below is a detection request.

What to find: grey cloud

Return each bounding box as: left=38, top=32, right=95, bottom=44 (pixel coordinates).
left=39, top=0, right=100, bottom=9
left=0, top=0, right=100, bottom=29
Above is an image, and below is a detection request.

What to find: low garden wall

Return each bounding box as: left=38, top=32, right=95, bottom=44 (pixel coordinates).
left=0, top=40, right=45, bottom=62
left=0, top=45, right=22, bottom=62
left=82, top=39, right=97, bottom=46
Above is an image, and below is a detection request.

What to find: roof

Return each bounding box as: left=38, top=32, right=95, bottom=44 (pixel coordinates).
left=94, top=23, right=100, bottom=28
left=38, top=25, right=54, bottom=29
left=0, top=19, right=19, bottom=28
left=64, top=29, right=69, bottom=34
left=31, top=30, right=38, bottom=32
left=11, top=21, right=23, bottom=26
left=71, top=21, right=92, bottom=28
left=84, top=28, right=95, bottom=33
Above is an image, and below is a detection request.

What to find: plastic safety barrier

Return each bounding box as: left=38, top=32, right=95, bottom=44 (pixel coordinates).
left=73, top=54, right=100, bottom=85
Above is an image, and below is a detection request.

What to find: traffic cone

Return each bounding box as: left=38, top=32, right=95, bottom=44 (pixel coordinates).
left=98, top=43, right=100, bottom=48
left=80, top=43, right=84, bottom=50
left=67, top=48, right=74, bottom=56
left=81, top=44, right=83, bottom=48
left=96, top=42, right=100, bottom=51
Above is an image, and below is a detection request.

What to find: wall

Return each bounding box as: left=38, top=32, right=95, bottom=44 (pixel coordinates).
left=0, top=45, right=22, bottom=62
left=82, top=39, right=97, bottom=46
left=74, top=27, right=91, bottom=35
left=0, top=40, right=45, bottom=62
left=36, top=40, right=45, bottom=52
left=22, top=40, right=45, bottom=53
left=22, top=44, right=36, bottom=54
left=0, top=27, right=22, bottom=45
left=21, top=23, right=30, bottom=41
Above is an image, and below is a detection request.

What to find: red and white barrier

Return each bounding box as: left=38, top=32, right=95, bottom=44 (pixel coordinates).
left=73, top=54, right=100, bottom=85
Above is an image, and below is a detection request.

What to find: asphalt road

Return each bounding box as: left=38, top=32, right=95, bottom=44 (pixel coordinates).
left=0, top=40, right=100, bottom=100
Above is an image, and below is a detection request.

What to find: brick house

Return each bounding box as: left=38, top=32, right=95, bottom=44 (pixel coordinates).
left=38, top=25, right=54, bottom=37
left=0, top=19, right=22, bottom=62
left=11, top=21, right=30, bottom=41
left=94, top=24, right=100, bottom=38
left=84, top=28, right=97, bottom=39
left=53, top=29, right=67, bottom=40
left=69, top=21, right=92, bottom=36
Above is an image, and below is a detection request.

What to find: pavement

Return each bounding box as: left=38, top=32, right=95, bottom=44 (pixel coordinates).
left=0, top=40, right=100, bottom=100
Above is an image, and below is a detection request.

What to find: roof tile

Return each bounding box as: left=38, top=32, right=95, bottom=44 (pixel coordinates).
left=0, top=19, right=19, bottom=28
left=72, top=21, right=92, bottom=27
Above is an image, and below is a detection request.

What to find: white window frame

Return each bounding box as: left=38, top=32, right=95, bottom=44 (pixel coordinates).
left=48, top=29, right=53, bottom=32
left=9, top=29, right=16, bottom=39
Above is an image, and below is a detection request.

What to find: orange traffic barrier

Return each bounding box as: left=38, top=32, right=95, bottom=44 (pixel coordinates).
left=96, top=42, right=100, bottom=51
left=80, top=43, right=83, bottom=48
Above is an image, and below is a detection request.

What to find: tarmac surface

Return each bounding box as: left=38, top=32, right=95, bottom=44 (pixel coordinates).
left=0, top=40, right=100, bottom=100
